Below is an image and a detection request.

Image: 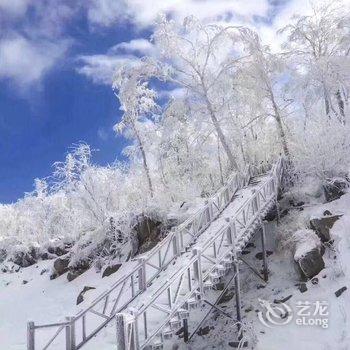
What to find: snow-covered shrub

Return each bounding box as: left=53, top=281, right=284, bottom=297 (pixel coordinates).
left=0, top=141, right=219, bottom=270
left=291, top=117, right=350, bottom=180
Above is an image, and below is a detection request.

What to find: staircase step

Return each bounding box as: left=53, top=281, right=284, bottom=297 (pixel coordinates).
left=210, top=272, right=221, bottom=284
left=169, top=317, right=182, bottom=330
left=162, top=326, right=173, bottom=339
left=186, top=297, right=199, bottom=309
left=222, top=258, right=233, bottom=269
left=216, top=264, right=226, bottom=276
left=151, top=339, right=164, bottom=350
left=203, top=280, right=214, bottom=292
left=177, top=308, right=190, bottom=319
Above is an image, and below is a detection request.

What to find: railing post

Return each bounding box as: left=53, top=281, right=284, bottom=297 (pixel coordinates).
left=261, top=221, right=269, bottom=282
left=172, top=230, right=177, bottom=256
left=225, top=218, right=233, bottom=245
left=204, top=200, right=210, bottom=224
left=65, top=317, right=75, bottom=350
left=27, top=321, right=35, bottom=350
left=252, top=191, right=259, bottom=213
left=192, top=248, right=203, bottom=295
left=116, top=313, right=128, bottom=350
left=129, top=308, right=139, bottom=349
left=208, top=199, right=215, bottom=221
left=138, top=258, right=147, bottom=291
left=224, top=187, right=230, bottom=204
left=183, top=318, right=189, bottom=342
left=233, top=259, right=242, bottom=335
left=229, top=221, right=237, bottom=246
left=116, top=313, right=136, bottom=350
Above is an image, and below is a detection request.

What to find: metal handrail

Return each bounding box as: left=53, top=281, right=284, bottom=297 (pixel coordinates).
left=27, top=160, right=277, bottom=350
left=117, top=158, right=285, bottom=349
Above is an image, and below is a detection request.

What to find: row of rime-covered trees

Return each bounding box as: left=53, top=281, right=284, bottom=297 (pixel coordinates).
left=0, top=0, right=349, bottom=266
left=113, top=0, right=350, bottom=199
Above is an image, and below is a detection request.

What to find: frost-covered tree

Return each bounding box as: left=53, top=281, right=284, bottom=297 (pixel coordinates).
left=153, top=16, right=243, bottom=170
left=238, top=28, right=291, bottom=158
left=280, top=0, right=350, bottom=123
left=158, top=98, right=223, bottom=197
left=113, top=59, right=163, bottom=197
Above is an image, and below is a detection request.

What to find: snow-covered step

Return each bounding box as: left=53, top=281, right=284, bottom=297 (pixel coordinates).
left=162, top=326, right=173, bottom=339
left=169, top=317, right=182, bottom=330
left=177, top=308, right=190, bottom=319
left=216, top=264, right=227, bottom=276
left=150, top=339, right=163, bottom=350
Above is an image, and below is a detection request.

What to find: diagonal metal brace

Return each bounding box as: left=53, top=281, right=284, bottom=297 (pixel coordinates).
left=188, top=269, right=237, bottom=341
left=238, top=257, right=266, bottom=283
left=202, top=299, right=237, bottom=321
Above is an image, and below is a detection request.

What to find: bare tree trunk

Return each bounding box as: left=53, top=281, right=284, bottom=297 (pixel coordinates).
left=204, top=95, right=239, bottom=171
left=240, top=140, right=246, bottom=164
left=217, top=137, right=224, bottom=185
left=323, top=84, right=331, bottom=118
left=302, top=102, right=309, bottom=131
left=132, top=123, right=154, bottom=197
left=158, top=154, right=175, bottom=201
left=335, top=89, right=345, bottom=124
left=269, top=89, right=290, bottom=159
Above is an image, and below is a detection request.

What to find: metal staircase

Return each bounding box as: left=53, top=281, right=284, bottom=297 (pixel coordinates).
left=27, top=158, right=286, bottom=350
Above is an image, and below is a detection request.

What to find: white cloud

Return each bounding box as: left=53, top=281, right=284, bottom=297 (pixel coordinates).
left=87, top=0, right=270, bottom=28
left=0, top=0, right=79, bottom=89
left=0, top=0, right=31, bottom=18
left=257, top=0, right=316, bottom=51
left=83, top=0, right=315, bottom=62
left=79, top=0, right=321, bottom=85
left=77, top=54, right=137, bottom=85
left=0, top=35, right=69, bottom=86
left=97, top=127, right=109, bottom=141
left=87, top=0, right=126, bottom=27
left=0, top=0, right=323, bottom=90
left=159, top=88, right=187, bottom=100
left=111, top=39, right=155, bottom=56
left=77, top=37, right=158, bottom=85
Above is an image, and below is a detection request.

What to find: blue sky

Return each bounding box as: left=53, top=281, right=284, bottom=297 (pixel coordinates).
left=0, top=24, right=132, bottom=202
left=0, top=0, right=305, bottom=203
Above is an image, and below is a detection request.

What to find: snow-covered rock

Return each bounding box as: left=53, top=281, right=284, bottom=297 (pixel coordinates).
left=297, top=248, right=325, bottom=280
left=310, top=214, right=342, bottom=243
left=292, top=229, right=325, bottom=279
left=323, top=177, right=349, bottom=202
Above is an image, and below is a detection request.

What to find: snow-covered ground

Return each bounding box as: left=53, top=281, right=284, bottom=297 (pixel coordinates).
left=0, top=173, right=264, bottom=350
left=0, top=258, right=135, bottom=349
left=1, top=185, right=350, bottom=350
left=187, top=190, right=350, bottom=350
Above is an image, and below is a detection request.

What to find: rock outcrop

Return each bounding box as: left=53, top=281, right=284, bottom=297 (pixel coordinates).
left=50, top=256, right=70, bottom=279
left=102, top=263, right=122, bottom=278
left=133, top=216, right=163, bottom=254
left=310, top=215, right=342, bottom=243
left=76, top=286, right=96, bottom=305
left=297, top=248, right=325, bottom=280
left=293, top=229, right=324, bottom=280
left=323, top=178, right=349, bottom=202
